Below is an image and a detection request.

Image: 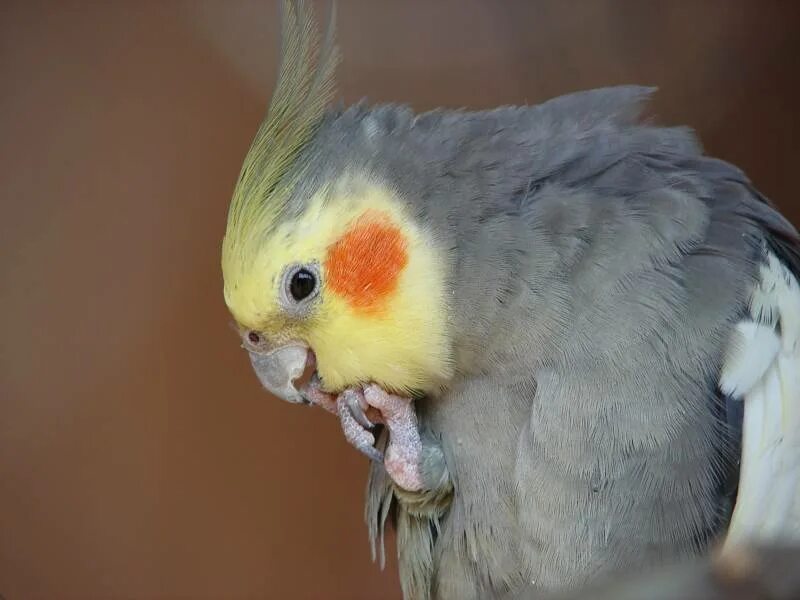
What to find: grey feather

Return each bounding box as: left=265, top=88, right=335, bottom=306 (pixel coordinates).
left=278, top=86, right=799, bottom=599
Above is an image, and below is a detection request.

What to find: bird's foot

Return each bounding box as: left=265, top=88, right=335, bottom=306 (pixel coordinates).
left=336, top=388, right=384, bottom=463
left=362, top=384, right=424, bottom=492
left=301, top=372, right=340, bottom=415
left=301, top=375, right=424, bottom=492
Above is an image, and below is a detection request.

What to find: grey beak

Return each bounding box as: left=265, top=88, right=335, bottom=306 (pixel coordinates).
left=248, top=345, right=309, bottom=404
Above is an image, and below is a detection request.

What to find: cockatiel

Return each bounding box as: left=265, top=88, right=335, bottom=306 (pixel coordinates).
left=220, top=2, right=800, bottom=599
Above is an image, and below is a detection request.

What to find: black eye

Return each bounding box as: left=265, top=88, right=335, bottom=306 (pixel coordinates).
left=289, top=268, right=316, bottom=301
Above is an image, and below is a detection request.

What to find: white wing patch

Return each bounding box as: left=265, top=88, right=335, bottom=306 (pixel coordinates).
left=720, top=251, right=800, bottom=550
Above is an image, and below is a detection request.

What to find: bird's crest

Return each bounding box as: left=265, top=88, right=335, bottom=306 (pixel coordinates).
left=222, top=0, right=339, bottom=273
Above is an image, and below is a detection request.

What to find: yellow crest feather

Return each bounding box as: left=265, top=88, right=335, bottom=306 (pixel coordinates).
left=222, top=0, right=339, bottom=281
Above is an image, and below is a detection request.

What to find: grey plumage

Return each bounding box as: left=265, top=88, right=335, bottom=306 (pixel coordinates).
left=265, top=86, right=800, bottom=599
left=537, top=543, right=800, bottom=600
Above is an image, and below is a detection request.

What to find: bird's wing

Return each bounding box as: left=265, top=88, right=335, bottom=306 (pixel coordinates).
left=720, top=249, right=800, bottom=549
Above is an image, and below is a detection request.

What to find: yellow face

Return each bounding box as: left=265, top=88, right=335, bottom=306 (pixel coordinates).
left=222, top=176, right=453, bottom=395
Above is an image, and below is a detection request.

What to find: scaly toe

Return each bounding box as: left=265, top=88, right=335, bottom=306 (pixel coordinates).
left=300, top=373, right=338, bottom=414
left=355, top=440, right=384, bottom=463
left=363, top=384, right=412, bottom=419
left=337, top=392, right=383, bottom=463
left=342, top=388, right=374, bottom=429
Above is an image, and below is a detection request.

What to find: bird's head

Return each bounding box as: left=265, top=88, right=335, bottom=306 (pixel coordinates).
left=221, top=1, right=453, bottom=403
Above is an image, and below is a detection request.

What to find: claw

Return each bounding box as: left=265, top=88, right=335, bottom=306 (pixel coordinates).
left=337, top=390, right=383, bottom=463
left=342, top=388, right=374, bottom=429
left=355, top=440, right=384, bottom=463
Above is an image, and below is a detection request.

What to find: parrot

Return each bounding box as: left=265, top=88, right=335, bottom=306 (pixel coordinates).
left=220, top=2, right=800, bottom=599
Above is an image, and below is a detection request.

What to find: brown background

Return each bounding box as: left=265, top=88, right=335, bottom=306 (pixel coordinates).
left=1, top=1, right=799, bottom=599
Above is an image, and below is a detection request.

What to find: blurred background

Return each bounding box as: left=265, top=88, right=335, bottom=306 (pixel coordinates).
left=1, top=1, right=798, bottom=598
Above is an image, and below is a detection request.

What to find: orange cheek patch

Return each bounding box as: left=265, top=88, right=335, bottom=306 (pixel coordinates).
left=324, top=211, right=409, bottom=313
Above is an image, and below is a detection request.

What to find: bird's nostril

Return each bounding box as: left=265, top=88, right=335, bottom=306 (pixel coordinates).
left=247, top=331, right=260, bottom=344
